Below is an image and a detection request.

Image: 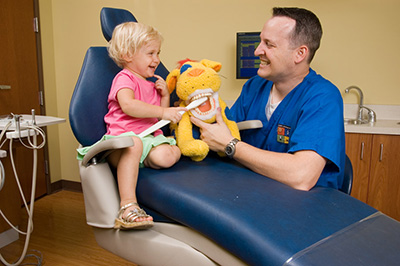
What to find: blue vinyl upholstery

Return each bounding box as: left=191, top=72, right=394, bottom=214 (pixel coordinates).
left=69, top=47, right=120, bottom=146
left=136, top=155, right=386, bottom=265
left=100, top=7, right=138, bottom=42
left=341, top=155, right=353, bottom=195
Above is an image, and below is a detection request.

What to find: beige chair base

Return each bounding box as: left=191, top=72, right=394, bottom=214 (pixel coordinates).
left=78, top=151, right=246, bottom=266
left=93, top=222, right=246, bottom=266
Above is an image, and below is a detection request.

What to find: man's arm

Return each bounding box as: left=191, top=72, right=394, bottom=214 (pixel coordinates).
left=190, top=108, right=326, bottom=191
left=233, top=142, right=326, bottom=190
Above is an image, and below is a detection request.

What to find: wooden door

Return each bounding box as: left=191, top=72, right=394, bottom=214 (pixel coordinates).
left=345, top=133, right=373, bottom=203
left=0, top=0, right=47, bottom=233
left=0, top=0, right=42, bottom=114
left=368, top=135, right=400, bottom=221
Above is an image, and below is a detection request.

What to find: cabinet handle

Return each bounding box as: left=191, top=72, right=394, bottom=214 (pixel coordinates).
left=360, top=142, right=365, bottom=160
left=379, top=144, right=383, bottom=162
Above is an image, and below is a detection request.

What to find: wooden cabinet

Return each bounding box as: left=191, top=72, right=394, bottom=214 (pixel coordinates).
left=368, top=135, right=400, bottom=220
left=345, top=133, right=373, bottom=203
left=346, top=133, right=400, bottom=221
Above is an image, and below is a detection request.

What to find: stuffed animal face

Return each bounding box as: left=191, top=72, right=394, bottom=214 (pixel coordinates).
left=167, top=59, right=222, bottom=122
left=166, top=59, right=240, bottom=161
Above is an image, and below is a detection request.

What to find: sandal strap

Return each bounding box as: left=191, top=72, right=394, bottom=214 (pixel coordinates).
left=117, top=202, right=151, bottom=222
left=125, top=208, right=150, bottom=222
left=121, top=202, right=139, bottom=210
left=117, top=202, right=139, bottom=217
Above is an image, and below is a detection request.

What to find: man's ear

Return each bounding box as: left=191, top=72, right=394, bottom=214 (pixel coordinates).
left=166, top=69, right=180, bottom=94
left=294, top=45, right=308, bottom=64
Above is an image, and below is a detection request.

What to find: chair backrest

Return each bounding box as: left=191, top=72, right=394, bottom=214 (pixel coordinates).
left=340, top=155, right=353, bottom=195
left=69, top=47, right=121, bottom=146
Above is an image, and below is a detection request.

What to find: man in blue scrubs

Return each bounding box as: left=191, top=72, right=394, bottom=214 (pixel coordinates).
left=191, top=7, right=345, bottom=191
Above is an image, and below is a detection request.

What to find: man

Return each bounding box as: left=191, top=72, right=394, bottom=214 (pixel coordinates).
left=191, top=7, right=345, bottom=191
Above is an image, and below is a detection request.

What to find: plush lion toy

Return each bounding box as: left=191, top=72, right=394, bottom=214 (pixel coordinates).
left=166, top=59, right=240, bottom=161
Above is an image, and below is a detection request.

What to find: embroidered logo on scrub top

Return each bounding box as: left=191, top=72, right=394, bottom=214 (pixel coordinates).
left=277, top=125, right=290, bottom=144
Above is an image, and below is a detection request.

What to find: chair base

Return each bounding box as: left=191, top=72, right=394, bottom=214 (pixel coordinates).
left=92, top=222, right=246, bottom=266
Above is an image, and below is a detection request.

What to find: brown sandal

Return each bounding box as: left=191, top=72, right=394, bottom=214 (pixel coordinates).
left=114, top=202, right=154, bottom=230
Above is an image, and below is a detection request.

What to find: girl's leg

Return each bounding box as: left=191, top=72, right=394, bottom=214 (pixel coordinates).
left=144, top=144, right=181, bottom=169
left=108, top=136, right=152, bottom=223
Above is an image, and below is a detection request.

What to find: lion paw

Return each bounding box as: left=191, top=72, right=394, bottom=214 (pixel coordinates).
left=180, top=139, right=209, bottom=161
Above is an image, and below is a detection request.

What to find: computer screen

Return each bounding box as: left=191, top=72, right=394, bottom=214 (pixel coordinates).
left=236, top=32, right=261, bottom=79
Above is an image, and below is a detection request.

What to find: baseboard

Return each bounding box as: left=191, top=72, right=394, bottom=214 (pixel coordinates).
left=50, top=180, right=82, bottom=193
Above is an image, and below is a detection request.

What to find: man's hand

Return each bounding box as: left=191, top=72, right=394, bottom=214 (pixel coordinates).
left=190, top=107, right=234, bottom=152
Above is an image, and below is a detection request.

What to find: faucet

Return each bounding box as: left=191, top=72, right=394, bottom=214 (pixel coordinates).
left=345, top=86, right=364, bottom=121
left=344, top=85, right=376, bottom=123
left=360, top=105, right=377, bottom=123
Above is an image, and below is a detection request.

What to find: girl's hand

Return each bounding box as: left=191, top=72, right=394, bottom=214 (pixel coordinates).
left=162, top=107, right=187, bottom=124
left=154, top=74, right=169, bottom=97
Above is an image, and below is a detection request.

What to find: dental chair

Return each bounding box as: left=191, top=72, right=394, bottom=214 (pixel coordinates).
left=69, top=7, right=400, bottom=266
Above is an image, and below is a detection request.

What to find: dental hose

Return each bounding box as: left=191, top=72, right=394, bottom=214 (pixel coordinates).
left=0, top=123, right=44, bottom=266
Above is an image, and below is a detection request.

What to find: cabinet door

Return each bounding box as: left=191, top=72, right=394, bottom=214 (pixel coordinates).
left=345, top=133, right=373, bottom=203
left=367, top=135, right=400, bottom=221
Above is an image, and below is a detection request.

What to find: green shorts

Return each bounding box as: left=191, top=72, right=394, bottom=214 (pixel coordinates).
left=77, top=132, right=177, bottom=168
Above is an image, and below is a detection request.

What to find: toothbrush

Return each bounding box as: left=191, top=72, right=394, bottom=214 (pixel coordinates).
left=138, top=97, right=208, bottom=138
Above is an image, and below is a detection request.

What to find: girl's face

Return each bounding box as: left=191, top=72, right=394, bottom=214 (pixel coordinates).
left=124, top=40, right=161, bottom=79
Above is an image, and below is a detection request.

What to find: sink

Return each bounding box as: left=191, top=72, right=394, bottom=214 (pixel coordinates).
left=344, top=118, right=369, bottom=125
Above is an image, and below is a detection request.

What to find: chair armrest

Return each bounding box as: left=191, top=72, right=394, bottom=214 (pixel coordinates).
left=82, top=136, right=134, bottom=166
left=81, top=120, right=260, bottom=166
left=237, top=120, right=262, bottom=131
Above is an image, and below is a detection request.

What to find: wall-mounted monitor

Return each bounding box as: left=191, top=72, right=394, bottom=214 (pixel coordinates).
left=236, top=32, right=261, bottom=79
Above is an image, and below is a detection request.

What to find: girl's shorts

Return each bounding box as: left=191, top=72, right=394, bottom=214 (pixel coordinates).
left=77, top=131, right=177, bottom=168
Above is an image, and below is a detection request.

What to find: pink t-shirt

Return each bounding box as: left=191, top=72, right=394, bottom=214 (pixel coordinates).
left=104, top=69, right=162, bottom=136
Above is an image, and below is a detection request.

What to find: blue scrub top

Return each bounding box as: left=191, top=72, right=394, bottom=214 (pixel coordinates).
left=231, top=69, right=345, bottom=189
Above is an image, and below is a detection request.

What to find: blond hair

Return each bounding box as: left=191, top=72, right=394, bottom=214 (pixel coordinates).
left=108, top=22, right=163, bottom=68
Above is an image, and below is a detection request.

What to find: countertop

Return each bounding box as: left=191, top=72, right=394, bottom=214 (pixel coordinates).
left=344, top=104, right=400, bottom=135
left=345, top=119, right=400, bottom=135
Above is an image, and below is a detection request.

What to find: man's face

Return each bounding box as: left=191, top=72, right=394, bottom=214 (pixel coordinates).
left=255, top=16, right=297, bottom=83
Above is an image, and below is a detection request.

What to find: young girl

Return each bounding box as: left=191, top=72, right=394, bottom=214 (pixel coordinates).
left=106, top=22, right=186, bottom=229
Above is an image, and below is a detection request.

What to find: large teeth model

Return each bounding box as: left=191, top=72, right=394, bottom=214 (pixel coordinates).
left=190, top=92, right=213, bottom=102
left=187, top=89, right=220, bottom=121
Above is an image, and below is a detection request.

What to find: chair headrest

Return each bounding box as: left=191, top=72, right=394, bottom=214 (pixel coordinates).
left=100, top=7, right=138, bottom=42
left=99, top=7, right=170, bottom=80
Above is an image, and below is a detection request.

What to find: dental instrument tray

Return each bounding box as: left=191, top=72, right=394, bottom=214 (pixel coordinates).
left=0, top=114, right=66, bottom=131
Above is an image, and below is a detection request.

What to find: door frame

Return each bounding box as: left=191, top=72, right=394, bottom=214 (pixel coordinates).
left=34, top=0, right=51, bottom=195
